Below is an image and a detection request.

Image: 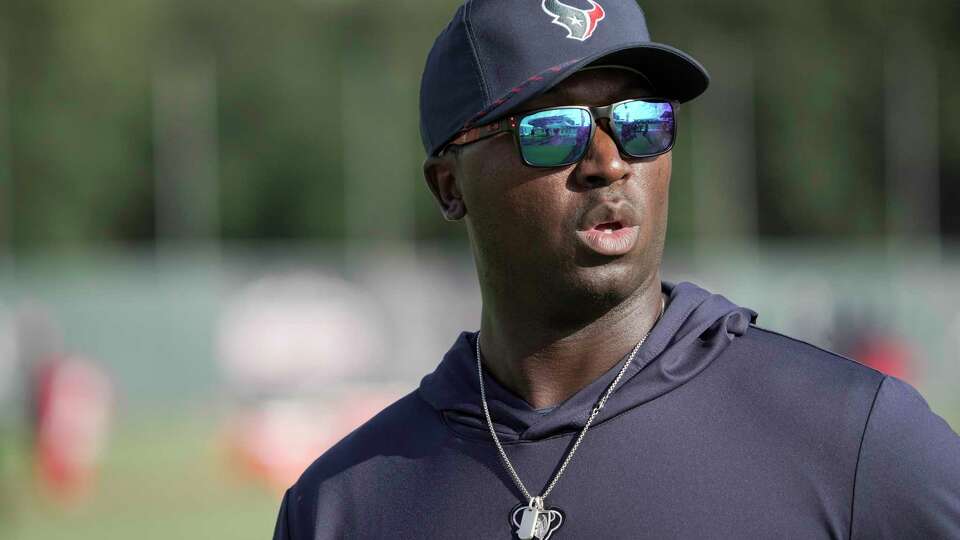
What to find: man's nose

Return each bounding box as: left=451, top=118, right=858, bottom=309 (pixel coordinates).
left=571, top=119, right=631, bottom=189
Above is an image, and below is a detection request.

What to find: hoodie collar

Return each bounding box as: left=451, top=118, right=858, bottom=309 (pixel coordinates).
left=418, top=280, right=758, bottom=442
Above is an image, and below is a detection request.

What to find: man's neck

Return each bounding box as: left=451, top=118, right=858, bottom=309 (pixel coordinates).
left=477, top=277, right=666, bottom=410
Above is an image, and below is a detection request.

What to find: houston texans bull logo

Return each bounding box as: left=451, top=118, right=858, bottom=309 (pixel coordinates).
left=541, top=0, right=606, bottom=42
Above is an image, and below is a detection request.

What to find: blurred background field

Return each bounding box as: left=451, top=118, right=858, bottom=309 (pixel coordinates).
left=2, top=412, right=279, bottom=540
left=1, top=0, right=959, bottom=538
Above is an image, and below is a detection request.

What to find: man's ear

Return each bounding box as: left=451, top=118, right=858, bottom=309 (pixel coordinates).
left=423, top=154, right=467, bottom=221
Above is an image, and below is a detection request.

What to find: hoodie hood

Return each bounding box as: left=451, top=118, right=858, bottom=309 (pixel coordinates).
left=418, top=280, right=758, bottom=442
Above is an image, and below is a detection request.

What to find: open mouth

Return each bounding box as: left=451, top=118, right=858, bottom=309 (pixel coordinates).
left=575, top=202, right=641, bottom=256
left=594, top=221, right=624, bottom=234
left=576, top=221, right=639, bottom=256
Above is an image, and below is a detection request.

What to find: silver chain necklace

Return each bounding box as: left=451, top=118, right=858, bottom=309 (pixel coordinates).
left=476, top=295, right=665, bottom=540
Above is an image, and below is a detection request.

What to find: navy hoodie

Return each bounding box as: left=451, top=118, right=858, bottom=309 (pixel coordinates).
left=273, top=281, right=960, bottom=539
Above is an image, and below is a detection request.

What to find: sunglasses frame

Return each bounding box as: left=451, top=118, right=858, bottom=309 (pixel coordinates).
left=442, top=98, right=678, bottom=168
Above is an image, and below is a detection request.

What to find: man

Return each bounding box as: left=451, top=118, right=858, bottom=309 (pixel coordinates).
left=274, top=1, right=960, bottom=538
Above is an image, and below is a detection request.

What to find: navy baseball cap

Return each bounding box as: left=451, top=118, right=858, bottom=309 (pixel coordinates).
left=419, top=0, right=709, bottom=156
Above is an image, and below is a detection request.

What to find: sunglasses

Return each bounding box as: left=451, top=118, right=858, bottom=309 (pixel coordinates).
left=442, top=98, right=677, bottom=167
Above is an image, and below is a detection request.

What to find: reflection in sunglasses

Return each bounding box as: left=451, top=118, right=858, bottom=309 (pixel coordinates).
left=517, top=102, right=674, bottom=165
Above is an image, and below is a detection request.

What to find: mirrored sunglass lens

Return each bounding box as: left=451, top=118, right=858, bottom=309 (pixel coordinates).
left=612, top=101, right=675, bottom=157
left=518, top=108, right=591, bottom=166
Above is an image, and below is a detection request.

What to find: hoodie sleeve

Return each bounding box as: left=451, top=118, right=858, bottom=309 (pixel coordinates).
left=272, top=488, right=295, bottom=540
left=851, top=376, right=960, bottom=539
left=273, top=484, right=324, bottom=540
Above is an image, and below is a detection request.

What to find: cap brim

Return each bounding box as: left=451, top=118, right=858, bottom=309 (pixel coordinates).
left=577, top=42, right=710, bottom=103
left=453, top=41, right=708, bottom=148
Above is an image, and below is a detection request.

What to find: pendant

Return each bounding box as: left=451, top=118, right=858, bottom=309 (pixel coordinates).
left=510, top=499, right=564, bottom=540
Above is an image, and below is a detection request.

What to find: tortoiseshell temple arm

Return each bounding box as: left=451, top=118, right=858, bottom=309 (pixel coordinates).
left=440, top=117, right=517, bottom=155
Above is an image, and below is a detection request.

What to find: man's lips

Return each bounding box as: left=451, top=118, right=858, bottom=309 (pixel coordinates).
left=575, top=222, right=640, bottom=256
left=575, top=202, right=641, bottom=256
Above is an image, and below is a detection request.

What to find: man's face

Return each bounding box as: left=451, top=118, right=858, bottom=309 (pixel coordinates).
left=426, top=68, right=672, bottom=320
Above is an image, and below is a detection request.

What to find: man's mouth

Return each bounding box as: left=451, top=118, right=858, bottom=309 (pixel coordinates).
left=595, top=221, right=624, bottom=233
left=576, top=220, right=639, bottom=256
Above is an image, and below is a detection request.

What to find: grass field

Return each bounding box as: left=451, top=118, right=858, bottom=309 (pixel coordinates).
left=1, top=411, right=281, bottom=540
left=521, top=140, right=579, bottom=165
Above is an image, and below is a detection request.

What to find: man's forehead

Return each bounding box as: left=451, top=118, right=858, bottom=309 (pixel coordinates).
left=522, top=67, right=654, bottom=109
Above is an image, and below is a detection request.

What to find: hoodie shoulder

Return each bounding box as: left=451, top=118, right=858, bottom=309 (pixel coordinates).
left=851, top=377, right=960, bottom=538
left=739, top=326, right=960, bottom=537
left=275, top=391, right=447, bottom=539
left=296, top=391, right=443, bottom=488
left=739, top=323, right=886, bottom=387
left=713, top=323, right=887, bottom=445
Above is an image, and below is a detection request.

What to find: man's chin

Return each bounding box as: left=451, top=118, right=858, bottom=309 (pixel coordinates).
left=558, top=263, right=646, bottom=309
left=572, top=240, right=645, bottom=269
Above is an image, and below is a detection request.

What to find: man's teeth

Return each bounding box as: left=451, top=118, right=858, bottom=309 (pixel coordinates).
left=593, top=222, right=622, bottom=233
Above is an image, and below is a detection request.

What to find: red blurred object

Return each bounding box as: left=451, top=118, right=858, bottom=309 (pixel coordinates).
left=33, top=355, right=113, bottom=502
left=224, top=390, right=400, bottom=491
left=850, top=334, right=915, bottom=383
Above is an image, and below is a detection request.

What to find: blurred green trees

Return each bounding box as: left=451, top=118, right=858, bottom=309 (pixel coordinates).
left=1, top=0, right=957, bottom=251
